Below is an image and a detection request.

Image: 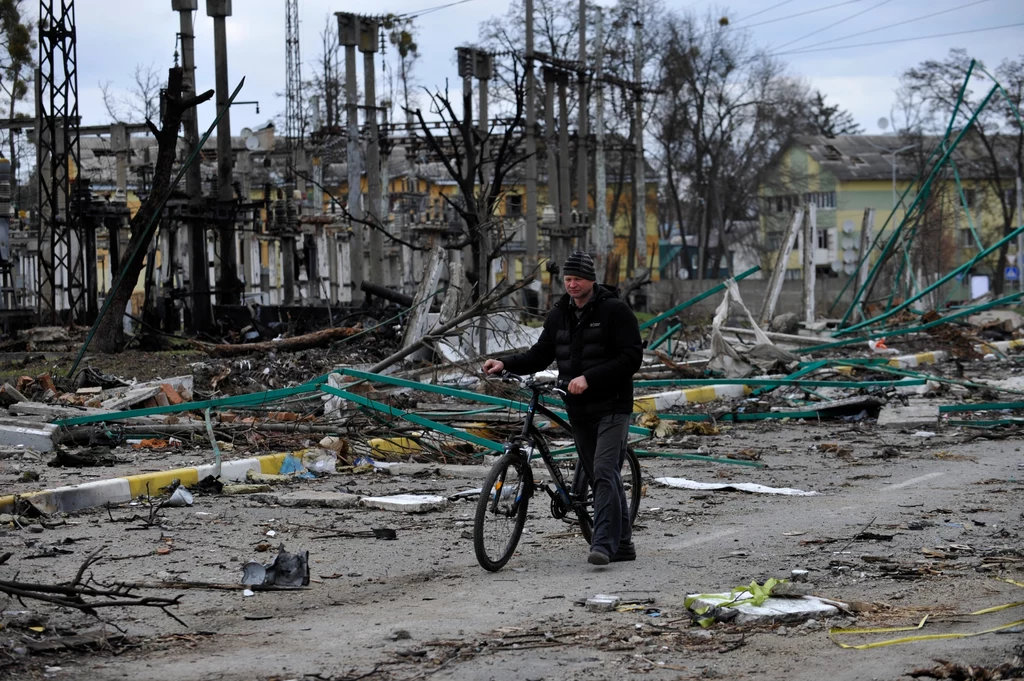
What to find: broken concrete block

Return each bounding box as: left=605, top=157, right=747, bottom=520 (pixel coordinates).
left=877, top=403, right=940, bottom=429
left=687, top=592, right=840, bottom=625
left=0, top=383, right=27, bottom=406
left=360, top=494, right=449, bottom=513
left=275, top=491, right=360, bottom=508
left=100, top=386, right=162, bottom=411
left=0, top=418, right=59, bottom=451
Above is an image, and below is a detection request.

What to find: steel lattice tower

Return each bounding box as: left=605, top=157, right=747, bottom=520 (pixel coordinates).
left=37, top=0, right=87, bottom=324
left=285, top=0, right=302, bottom=153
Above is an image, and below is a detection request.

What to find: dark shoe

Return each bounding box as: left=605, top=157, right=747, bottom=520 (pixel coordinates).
left=611, top=542, right=636, bottom=563
left=587, top=548, right=610, bottom=566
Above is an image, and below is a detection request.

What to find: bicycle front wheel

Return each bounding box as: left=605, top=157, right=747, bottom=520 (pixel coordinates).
left=474, top=450, right=531, bottom=572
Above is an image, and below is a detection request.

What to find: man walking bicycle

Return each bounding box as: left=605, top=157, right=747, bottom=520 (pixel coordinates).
left=483, top=251, right=643, bottom=565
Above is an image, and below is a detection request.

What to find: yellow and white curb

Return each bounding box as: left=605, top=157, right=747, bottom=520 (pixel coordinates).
left=887, top=350, right=949, bottom=368
left=634, top=384, right=752, bottom=412
left=976, top=338, right=1024, bottom=356
left=0, top=453, right=288, bottom=515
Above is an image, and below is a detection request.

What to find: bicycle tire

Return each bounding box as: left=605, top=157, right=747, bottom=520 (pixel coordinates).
left=473, top=450, right=531, bottom=572
left=624, top=446, right=643, bottom=524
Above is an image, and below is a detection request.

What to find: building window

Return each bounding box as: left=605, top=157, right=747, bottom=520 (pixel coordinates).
left=964, top=188, right=977, bottom=208
left=506, top=193, right=523, bottom=216
left=803, top=191, right=836, bottom=210
left=817, top=229, right=829, bottom=250
left=957, top=228, right=975, bottom=248
left=1004, top=187, right=1017, bottom=208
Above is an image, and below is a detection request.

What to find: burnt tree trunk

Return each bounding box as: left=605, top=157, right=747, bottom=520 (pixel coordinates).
left=93, top=67, right=212, bottom=353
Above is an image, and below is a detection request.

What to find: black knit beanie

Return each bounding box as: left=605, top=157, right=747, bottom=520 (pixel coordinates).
left=562, top=251, right=596, bottom=281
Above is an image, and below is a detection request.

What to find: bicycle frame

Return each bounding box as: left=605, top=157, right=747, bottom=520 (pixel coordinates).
left=511, top=383, right=593, bottom=515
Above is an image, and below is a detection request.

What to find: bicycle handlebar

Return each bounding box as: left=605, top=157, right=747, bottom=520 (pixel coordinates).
left=498, top=371, right=568, bottom=398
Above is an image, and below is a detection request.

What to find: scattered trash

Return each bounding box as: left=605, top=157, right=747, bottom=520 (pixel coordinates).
left=240, top=545, right=310, bottom=588
left=163, top=487, right=194, bottom=508
left=586, top=594, right=621, bottom=612
left=656, top=477, right=819, bottom=496
left=360, top=494, right=449, bottom=513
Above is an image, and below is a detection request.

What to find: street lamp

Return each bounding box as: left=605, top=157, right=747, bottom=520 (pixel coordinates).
left=863, top=138, right=918, bottom=210
left=887, top=143, right=918, bottom=210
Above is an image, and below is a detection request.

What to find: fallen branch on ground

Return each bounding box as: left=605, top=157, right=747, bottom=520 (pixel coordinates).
left=0, top=549, right=185, bottom=626
left=193, top=326, right=362, bottom=358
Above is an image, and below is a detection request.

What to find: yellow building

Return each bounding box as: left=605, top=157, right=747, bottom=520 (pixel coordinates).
left=758, top=134, right=1020, bottom=295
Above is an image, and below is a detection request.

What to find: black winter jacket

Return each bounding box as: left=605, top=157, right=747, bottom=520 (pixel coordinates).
left=500, top=285, right=643, bottom=418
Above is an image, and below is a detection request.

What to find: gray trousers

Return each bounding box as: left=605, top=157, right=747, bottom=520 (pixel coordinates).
left=571, top=412, right=632, bottom=556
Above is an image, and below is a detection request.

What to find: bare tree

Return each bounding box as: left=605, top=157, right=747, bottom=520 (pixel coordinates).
left=99, top=63, right=163, bottom=124
left=93, top=68, right=213, bottom=352
left=651, top=10, right=811, bottom=279
left=898, top=49, right=1024, bottom=296
left=384, top=15, right=420, bottom=126
left=306, top=14, right=342, bottom=133
left=409, top=56, right=528, bottom=301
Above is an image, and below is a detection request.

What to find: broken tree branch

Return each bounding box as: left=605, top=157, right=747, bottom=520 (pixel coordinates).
left=192, top=326, right=362, bottom=358
left=368, top=277, right=533, bottom=373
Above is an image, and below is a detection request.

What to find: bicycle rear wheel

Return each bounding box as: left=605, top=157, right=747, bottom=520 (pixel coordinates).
left=623, top=446, right=643, bottom=524
left=474, top=450, right=531, bottom=572
left=570, top=446, right=643, bottom=545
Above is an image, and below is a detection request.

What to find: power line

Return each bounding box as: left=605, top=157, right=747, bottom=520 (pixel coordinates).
left=773, top=21, right=1024, bottom=56
left=731, top=0, right=797, bottom=25
left=397, top=0, right=478, bottom=20
left=775, top=0, right=994, bottom=54
left=741, top=0, right=865, bottom=30
left=772, top=0, right=893, bottom=52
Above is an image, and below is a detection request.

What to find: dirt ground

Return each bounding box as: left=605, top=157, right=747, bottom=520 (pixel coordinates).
left=2, top=374, right=1023, bottom=681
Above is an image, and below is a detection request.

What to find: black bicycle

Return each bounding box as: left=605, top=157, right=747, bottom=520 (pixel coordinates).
left=473, top=372, right=643, bottom=572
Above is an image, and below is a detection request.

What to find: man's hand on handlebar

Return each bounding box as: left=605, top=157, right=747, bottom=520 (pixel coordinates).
left=482, top=359, right=505, bottom=375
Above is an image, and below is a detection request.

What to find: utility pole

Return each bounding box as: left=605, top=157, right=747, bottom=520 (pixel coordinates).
left=207, top=0, right=239, bottom=305
left=576, top=0, right=588, bottom=238
left=337, top=13, right=364, bottom=303
left=543, top=67, right=560, bottom=291
left=360, top=17, right=384, bottom=288
left=593, top=7, right=608, bottom=280
left=524, top=0, right=538, bottom=293
left=632, top=17, right=646, bottom=276
left=174, top=0, right=211, bottom=330
left=558, top=73, right=571, bottom=251
left=1017, top=174, right=1023, bottom=294
left=803, top=203, right=817, bottom=324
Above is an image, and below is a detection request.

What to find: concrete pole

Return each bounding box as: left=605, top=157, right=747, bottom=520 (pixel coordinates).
left=479, top=75, right=492, bottom=294
left=544, top=67, right=560, bottom=296
left=207, top=0, right=239, bottom=306
left=576, top=0, right=588, bottom=236
left=543, top=68, right=559, bottom=225
left=558, top=74, right=571, bottom=240
left=593, top=8, right=608, bottom=279
left=858, top=207, right=875, bottom=290
left=803, top=203, right=817, bottom=324
left=361, top=18, right=384, bottom=287
left=339, top=14, right=364, bottom=303
left=1017, top=175, right=1023, bottom=293
left=524, top=0, right=538, bottom=286
left=175, top=0, right=212, bottom=330
left=632, top=19, right=646, bottom=275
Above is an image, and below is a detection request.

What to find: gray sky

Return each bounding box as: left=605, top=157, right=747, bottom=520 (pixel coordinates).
left=72, top=0, right=1024, bottom=136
